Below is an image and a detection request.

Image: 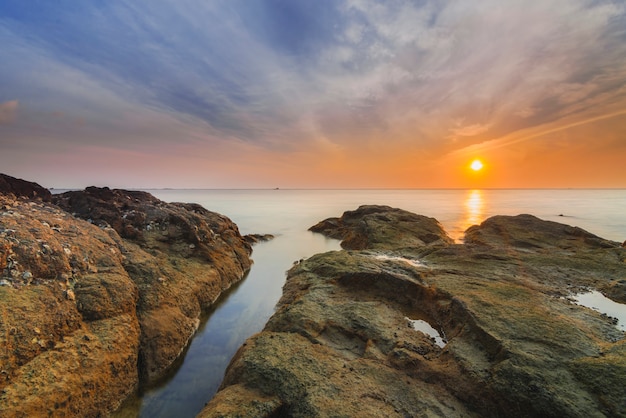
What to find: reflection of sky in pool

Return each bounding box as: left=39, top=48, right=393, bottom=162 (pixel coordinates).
left=405, top=317, right=446, bottom=348
left=574, top=291, right=626, bottom=332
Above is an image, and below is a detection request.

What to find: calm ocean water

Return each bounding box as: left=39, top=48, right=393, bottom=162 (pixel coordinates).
left=112, top=189, right=626, bottom=417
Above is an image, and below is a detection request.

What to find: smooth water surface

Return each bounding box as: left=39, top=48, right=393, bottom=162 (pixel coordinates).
left=114, top=189, right=626, bottom=417
left=574, top=291, right=626, bottom=332
left=405, top=317, right=447, bottom=348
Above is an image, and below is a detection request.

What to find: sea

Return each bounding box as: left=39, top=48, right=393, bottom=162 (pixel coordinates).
left=107, top=189, right=626, bottom=418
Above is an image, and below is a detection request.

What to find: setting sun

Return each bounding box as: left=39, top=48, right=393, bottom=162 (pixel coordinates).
left=470, top=159, right=484, bottom=171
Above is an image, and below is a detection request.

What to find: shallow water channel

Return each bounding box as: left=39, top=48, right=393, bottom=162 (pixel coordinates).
left=113, top=232, right=341, bottom=417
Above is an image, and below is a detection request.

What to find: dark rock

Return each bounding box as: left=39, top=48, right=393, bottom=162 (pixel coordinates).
left=244, top=233, right=275, bottom=245
left=465, top=214, right=619, bottom=250
left=309, top=204, right=454, bottom=250
left=0, top=173, right=51, bottom=201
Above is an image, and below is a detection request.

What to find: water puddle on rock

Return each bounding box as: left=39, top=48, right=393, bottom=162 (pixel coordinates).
left=573, top=291, right=626, bottom=332
left=405, top=317, right=447, bottom=348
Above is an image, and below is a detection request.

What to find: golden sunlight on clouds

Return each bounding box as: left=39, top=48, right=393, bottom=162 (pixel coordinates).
left=1, top=1, right=625, bottom=189
left=444, top=111, right=626, bottom=189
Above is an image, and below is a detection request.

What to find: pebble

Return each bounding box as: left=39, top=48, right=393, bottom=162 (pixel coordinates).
left=0, top=279, right=11, bottom=287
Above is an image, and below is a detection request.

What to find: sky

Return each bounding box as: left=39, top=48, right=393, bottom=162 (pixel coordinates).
left=1, top=0, right=625, bottom=189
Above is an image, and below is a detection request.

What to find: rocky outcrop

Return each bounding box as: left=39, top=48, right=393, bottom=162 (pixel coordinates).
left=0, top=173, right=51, bottom=202
left=244, top=234, right=275, bottom=245
left=0, top=176, right=253, bottom=417
left=201, top=205, right=626, bottom=418
left=309, top=204, right=454, bottom=250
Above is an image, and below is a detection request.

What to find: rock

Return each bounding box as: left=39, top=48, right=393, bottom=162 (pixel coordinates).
left=0, top=173, right=52, bottom=201
left=309, top=204, right=453, bottom=250
left=64, top=288, right=76, bottom=301
left=244, top=233, right=275, bottom=245
left=0, top=176, right=254, bottom=416
left=21, top=271, right=32, bottom=280
left=52, top=186, right=253, bottom=382
left=202, top=208, right=626, bottom=418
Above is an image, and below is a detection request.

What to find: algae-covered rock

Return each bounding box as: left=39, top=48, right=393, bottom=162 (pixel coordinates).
left=202, top=208, right=626, bottom=418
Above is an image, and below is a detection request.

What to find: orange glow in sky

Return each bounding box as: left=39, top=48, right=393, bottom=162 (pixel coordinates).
left=1, top=2, right=625, bottom=189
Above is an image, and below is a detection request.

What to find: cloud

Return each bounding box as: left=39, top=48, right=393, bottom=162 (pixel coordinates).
left=515, top=107, right=536, bottom=119
left=450, top=108, right=626, bottom=161
left=1, top=0, right=625, bottom=187
left=0, top=100, right=18, bottom=124
left=450, top=122, right=492, bottom=138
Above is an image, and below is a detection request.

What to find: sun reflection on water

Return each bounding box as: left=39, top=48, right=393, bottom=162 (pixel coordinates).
left=463, top=189, right=484, bottom=233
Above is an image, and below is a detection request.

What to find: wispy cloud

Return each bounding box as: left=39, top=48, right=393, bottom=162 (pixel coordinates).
left=450, top=122, right=492, bottom=138
left=0, top=0, right=625, bottom=187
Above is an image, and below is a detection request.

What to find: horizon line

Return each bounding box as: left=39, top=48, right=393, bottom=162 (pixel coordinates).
left=49, top=187, right=626, bottom=192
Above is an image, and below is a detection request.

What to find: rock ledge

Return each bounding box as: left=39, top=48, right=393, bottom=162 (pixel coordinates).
left=202, top=205, right=626, bottom=418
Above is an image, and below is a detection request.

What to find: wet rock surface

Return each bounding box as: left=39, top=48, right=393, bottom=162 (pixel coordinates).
left=0, top=175, right=253, bottom=417
left=201, top=205, right=626, bottom=418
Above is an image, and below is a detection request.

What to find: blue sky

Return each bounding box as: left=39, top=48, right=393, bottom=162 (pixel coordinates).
left=1, top=0, right=625, bottom=188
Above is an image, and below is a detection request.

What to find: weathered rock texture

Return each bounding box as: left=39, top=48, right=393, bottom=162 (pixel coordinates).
left=201, top=205, right=626, bottom=418
left=0, top=173, right=52, bottom=202
left=0, top=175, right=253, bottom=417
